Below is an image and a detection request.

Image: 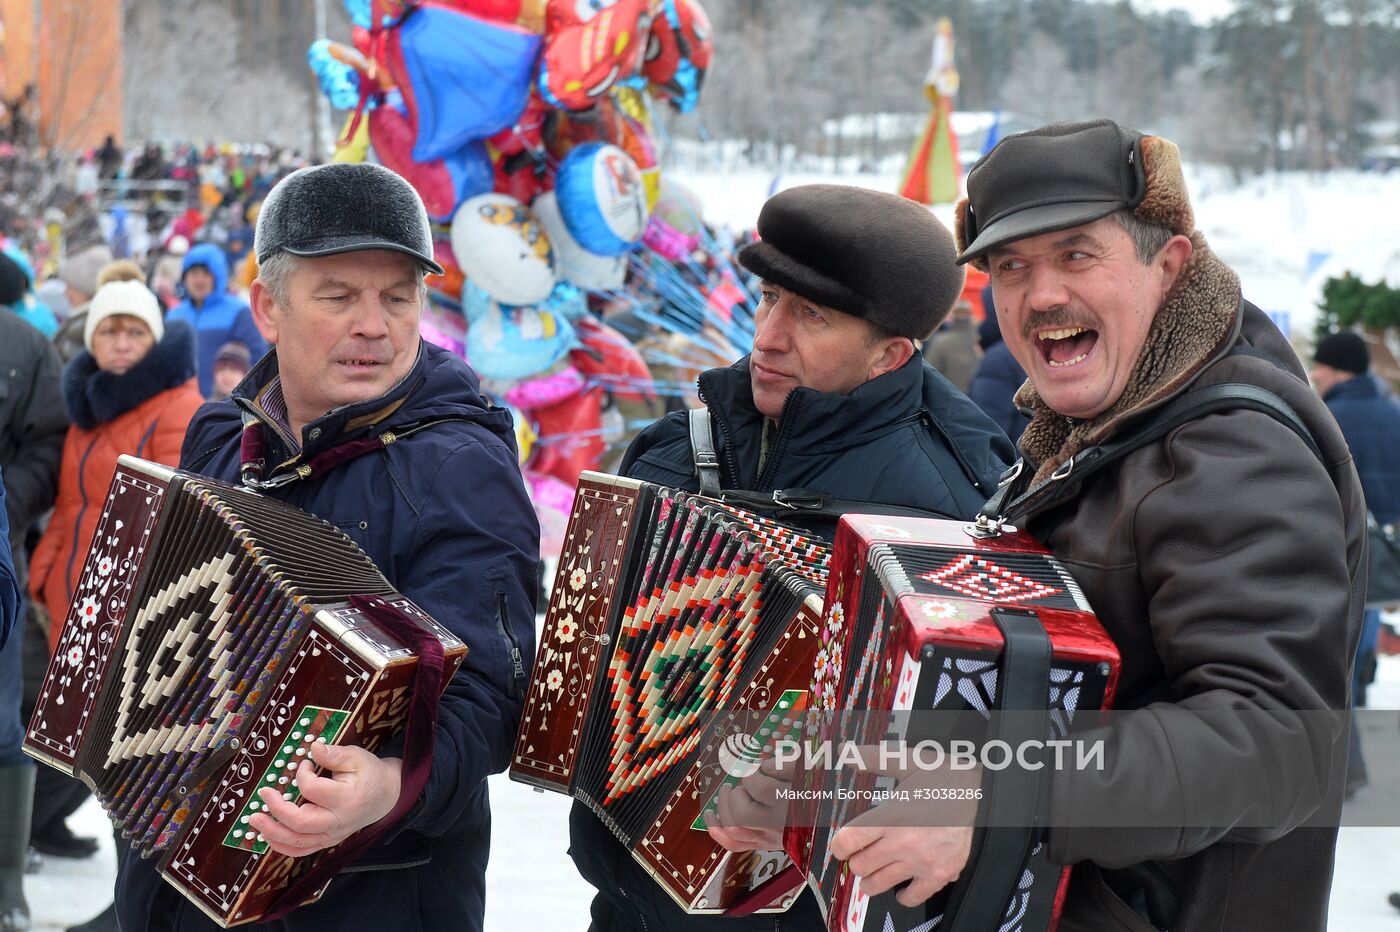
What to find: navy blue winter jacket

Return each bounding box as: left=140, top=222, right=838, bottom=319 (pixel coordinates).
left=166, top=243, right=269, bottom=396
left=570, top=352, right=1012, bottom=932
left=114, top=340, right=539, bottom=932
left=968, top=340, right=1028, bottom=444
left=1324, top=374, right=1400, bottom=525
left=620, top=353, right=1013, bottom=537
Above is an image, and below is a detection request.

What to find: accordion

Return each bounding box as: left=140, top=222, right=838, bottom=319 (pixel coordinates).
left=781, top=513, right=1121, bottom=932
left=24, top=455, right=467, bottom=927
left=511, top=471, right=830, bottom=914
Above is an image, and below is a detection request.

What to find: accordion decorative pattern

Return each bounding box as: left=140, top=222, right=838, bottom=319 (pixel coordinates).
left=24, top=456, right=467, bottom=927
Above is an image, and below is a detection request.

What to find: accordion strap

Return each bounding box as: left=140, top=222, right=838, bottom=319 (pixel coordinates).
left=688, top=408, right=723, bottom=497
left=718, top=487, right=954, bottom=522
left=262, top=595, right=447, bottom=920
left=977, top=382, right=1320, bottom=529
left=940, top=607, right=1053, bottom=932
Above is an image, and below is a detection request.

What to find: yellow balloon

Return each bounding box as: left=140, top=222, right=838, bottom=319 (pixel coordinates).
left=332, top=113, right=371, bottom=164
left=513, top=408, right=538, bottom=466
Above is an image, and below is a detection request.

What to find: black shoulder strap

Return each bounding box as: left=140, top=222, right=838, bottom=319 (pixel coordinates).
left=688, top=408, right=722, bottom=496
left=980, top=381, right=1322, bottom=527
left=716, top=487, right=957, bottom=522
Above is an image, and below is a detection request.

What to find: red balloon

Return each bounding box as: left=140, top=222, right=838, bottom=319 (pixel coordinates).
left=532, top=387, right=605, bottom=486
left=488, top=91, right=549, bottom=156
left=643, top=0, right=712, bottom=106
left=492, top=152, right=546, bottom=204
left=539, top=0, right=651, bottom=111
left=368, top=105, right=458, bottom=220
left=570, top=317, right=655, bottom=403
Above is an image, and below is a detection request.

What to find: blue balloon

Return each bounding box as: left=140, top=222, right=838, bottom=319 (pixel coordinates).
left=466, top=288, right=579, bottom=382
left=308, top=40, right=364, bottom=111
left=398, top=6, right=542, bottom=164
left=442, top=141, right=495, bottom=221
left=555, top=143, right=649, bottom=257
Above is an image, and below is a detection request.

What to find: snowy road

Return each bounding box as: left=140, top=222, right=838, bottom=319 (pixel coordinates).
left=24, top=653, right=1400, bottom=930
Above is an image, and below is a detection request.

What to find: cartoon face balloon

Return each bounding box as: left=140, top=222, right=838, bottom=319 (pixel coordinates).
left=451, top=193, right=558, bottom=306
left=537, top=0, right=652, bottom=111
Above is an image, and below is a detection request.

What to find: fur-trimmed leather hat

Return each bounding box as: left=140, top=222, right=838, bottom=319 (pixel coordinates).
left=737, top=184, right=964, bottom=341
left=255, top=162, right=444, bottom=274
left=955, top=119, right=1194, bottom=268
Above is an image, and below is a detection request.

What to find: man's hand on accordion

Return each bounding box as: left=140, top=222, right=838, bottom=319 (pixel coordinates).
left=829, top=747, right=980, bottom=908
left=702, top=755, right=795, bottom=853
left=248, top=742, right=404, bottom=858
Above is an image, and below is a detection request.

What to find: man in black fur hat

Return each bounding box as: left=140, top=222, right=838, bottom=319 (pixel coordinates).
left=568, top=184, right=1014, bottom=932
left=825, top=120, right=1363, bottom=931
left=112, top=162, right=538, bottom=932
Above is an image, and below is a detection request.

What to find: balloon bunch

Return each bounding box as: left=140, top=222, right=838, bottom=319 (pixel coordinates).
left=307, top=0, right=717, bottom=555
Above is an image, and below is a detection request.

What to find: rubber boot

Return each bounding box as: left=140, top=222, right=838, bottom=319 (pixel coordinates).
left=0, top=764, right=35, bottom=932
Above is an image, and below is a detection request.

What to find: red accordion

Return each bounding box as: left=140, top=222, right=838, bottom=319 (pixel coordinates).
left=782, top=513, right=1120, bottom=932
left=511, top=471, right=830, bottom=914
left=24, top=456, right=466, bottom=927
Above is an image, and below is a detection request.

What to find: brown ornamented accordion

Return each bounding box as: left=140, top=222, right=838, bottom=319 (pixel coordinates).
left=510, top=471, right=830, bottom=914
left=24, top=455, right=467, bottom=927
left=781, top=513, right=1121, bottom=932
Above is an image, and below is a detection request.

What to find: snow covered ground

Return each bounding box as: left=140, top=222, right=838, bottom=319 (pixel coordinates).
left=24, top=165, right=1400, bottom=929
left=24, top=653, right=1400, bottom=931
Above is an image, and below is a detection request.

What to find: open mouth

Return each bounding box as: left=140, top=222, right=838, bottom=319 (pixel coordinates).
left=337, top=358, right=383, bottom=369
left=1036, top=326, right=1099, bottom=369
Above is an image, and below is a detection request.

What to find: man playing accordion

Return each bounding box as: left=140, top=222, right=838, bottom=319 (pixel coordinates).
left=819, top=121, right=1363, bottom=930
left=568, top=184, right=1015, bottom=931
left=113, top=163, right=540, bottom=932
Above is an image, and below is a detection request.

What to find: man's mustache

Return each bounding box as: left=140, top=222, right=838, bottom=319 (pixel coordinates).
left=1022, top=307, right=1100, bottom=341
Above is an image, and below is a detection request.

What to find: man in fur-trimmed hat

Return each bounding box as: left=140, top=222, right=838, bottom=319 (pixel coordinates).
left=568, top=184, right=1014, bottom=932
left=112, top=162, right=539, bottom=932
left=826, top=120, right=1365, bottom=931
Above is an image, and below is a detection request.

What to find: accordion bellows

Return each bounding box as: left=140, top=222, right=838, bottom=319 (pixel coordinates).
left=25, top=455, right=466, bottom=927
left=512, top=471, right=831, bottom=914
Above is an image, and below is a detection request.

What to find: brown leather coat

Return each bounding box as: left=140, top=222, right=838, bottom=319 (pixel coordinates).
left=1005, top=240, right=1365, bottom=931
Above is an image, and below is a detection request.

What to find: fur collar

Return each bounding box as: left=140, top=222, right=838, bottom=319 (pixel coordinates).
left=64, top=321, right=198, bottom=430
left=1014, top=235, right=1242, bottom=482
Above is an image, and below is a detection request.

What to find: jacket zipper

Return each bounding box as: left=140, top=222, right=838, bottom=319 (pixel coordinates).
left=495, top=593, right=526, bottom=700
left=755, top=394, right=803, bottom=492
left=920, top=410, right=994, bottom=495
left=697, top=380, right=741, bottom=488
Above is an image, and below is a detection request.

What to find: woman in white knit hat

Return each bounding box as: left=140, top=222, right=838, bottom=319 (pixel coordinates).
left=27, top=280, right=204, bottom=932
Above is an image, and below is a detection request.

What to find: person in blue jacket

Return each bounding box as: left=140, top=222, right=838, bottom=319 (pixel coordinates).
left=1310, top=330, right=1400, bottom=798
left=113, top=163, right=539, bottom=932
left=967, top=284, right=1030, bottom=443
left=570, top=184, right=1013, bottom=932
left=165, top=242, right=268, bottom=396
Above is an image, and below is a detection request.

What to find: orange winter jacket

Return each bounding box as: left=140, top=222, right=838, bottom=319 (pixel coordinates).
left=30, top=323, right=204, bottom=649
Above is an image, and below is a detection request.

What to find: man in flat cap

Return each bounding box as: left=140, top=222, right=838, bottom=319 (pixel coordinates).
left=113, top=162, right=539, bottom=932
left=568, top=183, right=1014, bottom=932
left=827, top=120, right=1363, bottom=930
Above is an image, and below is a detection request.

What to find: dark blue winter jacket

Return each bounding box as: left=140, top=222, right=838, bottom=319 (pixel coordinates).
left=166, top=243, right=268, bottom=396
left=113, top=340, right=539, bottom=932
left=570, top=352, right=1012, bottom=932
left=968, top=340, right=1028, bottom=443
left=620, top=354, right=1013, bottom=536
left=1323, top=374, right=1400, bottom=525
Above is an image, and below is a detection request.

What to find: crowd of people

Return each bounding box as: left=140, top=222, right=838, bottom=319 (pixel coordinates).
left=0, top=113, right=1386, bottom=932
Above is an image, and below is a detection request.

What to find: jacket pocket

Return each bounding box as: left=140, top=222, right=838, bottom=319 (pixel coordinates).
left=333, top=517, right=372, bottom=552
left=1083, top=862, right=1179, bottom=932
left=495, top=591, right=527, bottom=701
